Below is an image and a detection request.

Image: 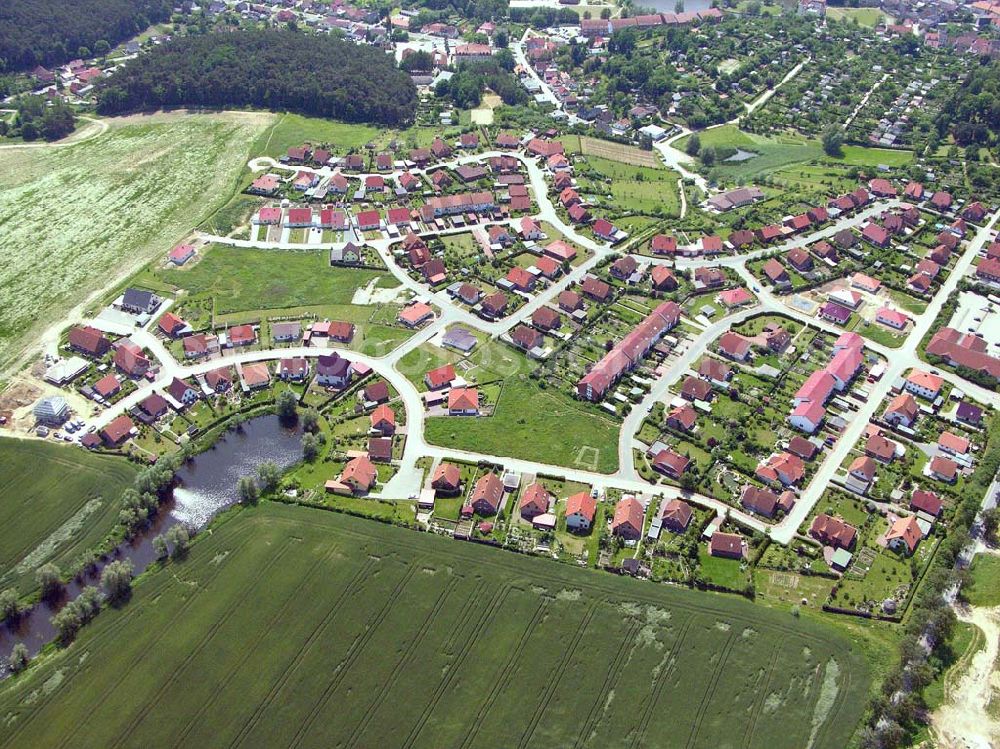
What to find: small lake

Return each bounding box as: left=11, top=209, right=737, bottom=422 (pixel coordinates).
left=724, top=148, right=759, bottom=162
left=1, top=415, right=302, bottom=670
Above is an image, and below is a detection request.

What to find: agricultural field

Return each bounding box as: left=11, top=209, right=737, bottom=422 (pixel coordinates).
left=682, top=125, right=913, bottom=187
left=255, top=112, right=462, bottom=160
left=0, top=440, right=137, bottom=596
left=576, top=135, right=662, bottom=168
left=0, top=111, right=275, bottom=371
left=0, top=503, right=871, bottom=749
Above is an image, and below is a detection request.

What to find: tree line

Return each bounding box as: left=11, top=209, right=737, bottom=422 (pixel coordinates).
left=0, top=0, right=170, bottom=72
left=0, top=95, right=76, bottom=141
left=95, top=30, right=418, bottom=127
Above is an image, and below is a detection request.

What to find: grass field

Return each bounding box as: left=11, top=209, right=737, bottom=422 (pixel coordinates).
left=0, top=111, right=274, bottom=371
left=965, top=553, right=1000, bottom=607
left=0, top=440, right=137, bottom=596
left=0, top=502, right=871, bottom=748
left=151, top=245, right=395, bottom=313
left=825, top=7, right=887, bottom=27
left=575, top=153, right=681, bottom=218
left=254, top=112, right=456, bottom=160
left=681, top=125, right=912, bottom=184
left=425, top=374, right=622, bottom=473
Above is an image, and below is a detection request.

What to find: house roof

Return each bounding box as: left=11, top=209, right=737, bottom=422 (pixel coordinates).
left=426, top=363, right=456, bottom=388
left=938, top=430, right=970, bottom=454
left=661, top=499, right=692, bottom=528
left=371, top=403, right=395, bottom=429
left=519, top=482, right=550, bottom=515
left=907, top=369, right=943, bottom=393
left=612, top=496, right=644, bottom=534
left=849, top=455, right=877, bottom=481
left=718, top=332, right=751, bottom=358
left=809, top=514, right=857, bottom=549
left=795, top=370, right=835, bottom=404
left=565, top=491, right=596, bottom=521
left=448, top=387, right=478, bottom=411
left=885, top=515, right=922, bottom=552
left=471, top=472, right=503, bottom=511
left=432, top=461, right=461, bottom=489
left=709, top=532, right=743, bottom=557
left=929, top=455, right=958, bottom=480
left=341, top=455, right=377, bottom=489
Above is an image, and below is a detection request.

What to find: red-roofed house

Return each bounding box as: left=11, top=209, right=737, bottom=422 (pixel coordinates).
left=565, top=492, right=597, bottom=531
left=886, top=515, right=922, bottom=554
left=611, top=496, right=644, bottom=541
left=519, top=482, right=550, bottom=519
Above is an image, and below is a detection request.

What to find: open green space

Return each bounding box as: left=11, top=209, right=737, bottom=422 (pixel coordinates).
left=680, top=125, right=912, bottom=184
left=0, top=111, right=274, bottom=370
left=0, top=502, right=871, bottom=749
left=426, top=374, right=621, bottom=473
left=254, top=112, right=455, bottom=161
left=0, top=440, right=137, bottom=597
left=965, top=553, right=1000, bottom=607
left=150, top=245, right=395, bottom=314
left=825, top=6, right=888, bottom=27
left=577, top=155, right=681, bottom=217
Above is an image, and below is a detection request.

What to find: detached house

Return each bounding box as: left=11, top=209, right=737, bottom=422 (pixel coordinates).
left=565, top=492, right=596, bottom=532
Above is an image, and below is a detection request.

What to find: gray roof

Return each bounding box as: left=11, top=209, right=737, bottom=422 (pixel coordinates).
left=123, top=287, right=155, bottom=309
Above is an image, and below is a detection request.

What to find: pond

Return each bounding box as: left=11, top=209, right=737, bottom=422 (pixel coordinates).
left=0, top=415, right=303, bottom=671
left=724, top=148, right=759, bottom=163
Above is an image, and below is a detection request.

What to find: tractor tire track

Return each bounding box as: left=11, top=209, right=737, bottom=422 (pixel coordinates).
left=400, top=585, right=511, bottom=749
left=167, top=546, right=338, bottom=749
left=343, top=575, right=461, bottom=748
left=459, top=598, right=549, bottom=749
left=285, top=562, right=420, bottom=748
left=105, top=539, right=295, bottom=749
left=630, top=616, right=695, bottom=749
left=684, top=631, right=737, bottom=749
left=517, top=600, right=601, bottom=749
left=573, top=618, right=642, bottom=749
left=227, top=557, right=376, bottom=749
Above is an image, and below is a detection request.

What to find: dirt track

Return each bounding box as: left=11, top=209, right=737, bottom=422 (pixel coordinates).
left=931, top=601, right=1000, bottom=748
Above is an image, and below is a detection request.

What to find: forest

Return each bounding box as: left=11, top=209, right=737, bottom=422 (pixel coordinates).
left=0, top=0, right=170, bottom=71
left=95, top=30, right=418, bottom=127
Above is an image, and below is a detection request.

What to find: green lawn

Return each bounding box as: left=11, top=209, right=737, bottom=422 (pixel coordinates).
left=0, top=502, right=871, bottom=749
left=685, top=125, right=825, bottom=182
left=698, top=549, right=751, bottom=591
left=255, top=112, right=457, bottom=160
left=680, top=125, right=911, bottom=183
left=833, top=145, right=914, bottom=168
left=825, top=6, right=887, bottom=27
left=152, top=245, right=394, bottom=314
left=425, top=375, right=622, bottom=473
left=0, top=440, right=138, bottom=596
left=965, top=553, right=1000, bottom=607
left=578, top=155, right=681, bottom=217
left=0, top=111, right=274, bottom=369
